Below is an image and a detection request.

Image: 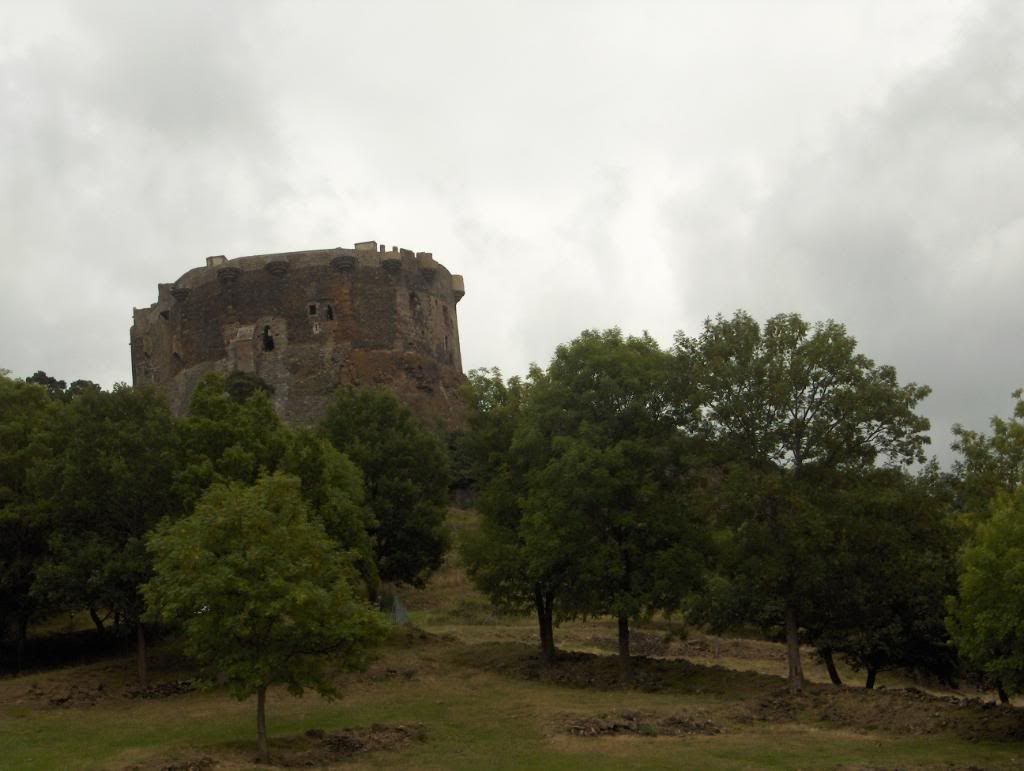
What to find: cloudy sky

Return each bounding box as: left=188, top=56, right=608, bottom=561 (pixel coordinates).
left=2, top=0, right=1021, bottom=464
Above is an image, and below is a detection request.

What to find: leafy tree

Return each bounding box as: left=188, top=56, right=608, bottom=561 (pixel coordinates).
left=25, top=370, right=100, bottom=402
left=809, top=468, right=958, bottom=688
left=947, top=487, right=1024, bottom=698
left=178, top=375, right=378, bottom=596
left=280, top=430, right=378, bottom=595
left=0, top=374, right=62, bottom=663
left=34, top=384, right=180, bottom=685
left=522, top=330, right=708, bottom=679
left=675, top=311, right=931, bottom=691
left=951, top=389, right=1024, bottom=522
left=321, top=387, right=450, bottom=587
left=144, top=474, right=386, bottom=763
left=175, top=374, right=289, bottom=510
left=460, top=368, right=565, bottom=661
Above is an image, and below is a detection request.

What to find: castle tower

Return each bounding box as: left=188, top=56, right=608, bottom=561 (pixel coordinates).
left=130, top=242, right=467, bottom=428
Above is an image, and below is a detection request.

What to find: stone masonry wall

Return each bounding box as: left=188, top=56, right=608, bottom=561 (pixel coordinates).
left=130, top=242, right=467, bottom=429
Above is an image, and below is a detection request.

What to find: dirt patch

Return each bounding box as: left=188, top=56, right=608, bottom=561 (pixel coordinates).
left=455, top=641, right=778, bottom=696
left=126, top=680, right=195, bottom=699
left=739, top=685, right=1024, bottom=742
left=558, top=710, right=720, bottom=738
left=265, top=723, right=425, bottom=767
left=585, top=632, right=672, bottom=657
left=13, top=680, right=111, bottom=708
left=128, top=724, right=425, bottom=770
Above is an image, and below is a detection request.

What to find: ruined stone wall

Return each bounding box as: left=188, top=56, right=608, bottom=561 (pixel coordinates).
left=130, top=242, right=467, bottom=429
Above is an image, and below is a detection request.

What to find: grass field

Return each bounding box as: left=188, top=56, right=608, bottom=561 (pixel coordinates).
left=2, top=509, right=1023, bottom=770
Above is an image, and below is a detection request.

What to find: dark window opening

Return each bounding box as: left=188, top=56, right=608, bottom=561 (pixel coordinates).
left=325, top=304, right=334, bottom=321
left=444, top=335, right=449, bottom=351
left=308, top=303, right=317, bottom=316
left=408, top=292, right=421, bottom=312
left=159, top=310, right=170, bottom=320
left=262, top=326, right=275, bottom=352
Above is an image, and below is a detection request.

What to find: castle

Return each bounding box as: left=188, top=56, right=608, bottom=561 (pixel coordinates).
left=130, top=241, right=466, bottom=428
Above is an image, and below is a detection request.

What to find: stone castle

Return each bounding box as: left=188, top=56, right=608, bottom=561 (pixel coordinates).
left=130, top=241, right=466, bottom=428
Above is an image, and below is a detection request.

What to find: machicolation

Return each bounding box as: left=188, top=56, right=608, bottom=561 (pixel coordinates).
left=131, top=241, right=466, bottom=428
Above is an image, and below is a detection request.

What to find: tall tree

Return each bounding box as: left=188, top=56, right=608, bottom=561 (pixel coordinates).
left=808, top=467, right=958, bottom=688
left=518, top=330, right=707, bottom=679
left=145, top=474, right=386, bottom=763
left=0, top=374, right=62, bottom=664
left=321, top=388, right=450, bottom=587
left=34, top=384, right=180, bottom=685
left=675, top=311, right=930, bottom=691
left=460, top=368, right=565, bottom=662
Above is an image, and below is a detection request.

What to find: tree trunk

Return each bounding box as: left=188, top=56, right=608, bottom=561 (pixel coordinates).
left=15, top=612, right=29, bottom=670
left=256, top=684, right=270, bottom=762
left=997, top=683, right=1010, bottom=704
left=89, top=607, right=106, bottom=634
left=784, top=604, right=804, bottom=693
left=618, top=614, right=632, bottom=682
left=821, top=648, right=842, bottom=686
left=136, top=622, right=148, bottom=689
left=534, top=589, right=555, bottom=665
left=864, top=666, right=877, bottom=689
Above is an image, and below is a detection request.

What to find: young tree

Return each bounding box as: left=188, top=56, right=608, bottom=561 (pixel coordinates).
left=144, top=474, right=386, bottom=763
left=947, top=487, right=1024, bottom=698
left=676, top=311, right=931, bottom=691
left=321, top=388, right=450, bottom=587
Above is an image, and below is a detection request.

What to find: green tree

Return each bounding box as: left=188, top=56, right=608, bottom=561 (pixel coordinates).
left=809, top=468, right=958, bottom=688
left=34, top=384, right=180, bottom=685
left=0, top=374, right=62, bottom=664
left=280, top=430, right=378, bottom=595
left=321, top=387, right=450, bottom=587
left=482, top=331, right=708, bottom=679
left=175, top=374, right=289, bottom=510
left=676, top=311, right=930, bottom=691
left=144, top=473, right=386, bottom=763
left=460, top=368, right=566, bottom=662
left=947, top=487, right=1024, bottom=698
left=951, top=389, right=1024, bottom=522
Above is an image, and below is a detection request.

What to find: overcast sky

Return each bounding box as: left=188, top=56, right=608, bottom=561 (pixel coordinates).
left=2, top=0, right=1021, bottom=465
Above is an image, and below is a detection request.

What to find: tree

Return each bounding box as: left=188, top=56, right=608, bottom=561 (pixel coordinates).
left=808, top=468, right=958, bottom=688
left=947, top=487, right=1024, bottom=698
left=175, top=374, right=289, bottom=510
left=469, top=331, right=708, bottom=679
left=460, top=368, right=564, bottom=662
left=951, top=389, right=1024, bottom=522
left=144, top=474, right=386, bottom=763
left=280, top=430, right=378, bottom=595
left=675, top=311, right=931, bottom=691
left=321, top=388, right=450, bottom=587
left=0, top=374, right=62, bottom=664
left=34, top=384, right=180, bottom=685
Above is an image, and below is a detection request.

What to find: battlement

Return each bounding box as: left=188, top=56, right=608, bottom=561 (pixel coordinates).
left=159, top=242, right=465, bottom=306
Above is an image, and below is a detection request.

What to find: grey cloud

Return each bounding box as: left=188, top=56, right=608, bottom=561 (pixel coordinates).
left=665, top=0, right=1024, bottom=462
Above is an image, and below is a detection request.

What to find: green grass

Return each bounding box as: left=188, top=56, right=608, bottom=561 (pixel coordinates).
left=3, top=646, right=1024, bottom=770
left=3, top=508, right=1024, bottom=769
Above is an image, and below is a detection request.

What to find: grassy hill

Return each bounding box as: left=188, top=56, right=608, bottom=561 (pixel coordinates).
left=1, top=509, right=1022, bottom=769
